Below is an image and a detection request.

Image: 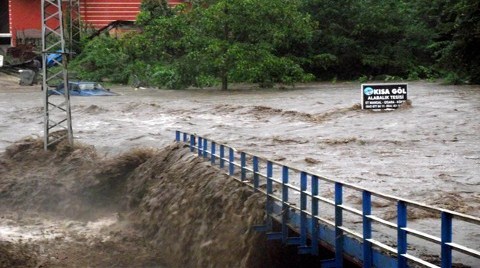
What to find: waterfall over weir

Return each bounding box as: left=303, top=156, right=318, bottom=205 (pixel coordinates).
left=0, top=135, right=331, bottom=267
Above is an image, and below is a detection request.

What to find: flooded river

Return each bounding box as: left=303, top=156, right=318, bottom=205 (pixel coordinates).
left=0, top=74, right=479, bottom=266
left=1, top=80, right=478, bottom=210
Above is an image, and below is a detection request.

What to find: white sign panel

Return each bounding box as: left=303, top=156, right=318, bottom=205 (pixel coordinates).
left=361, top=83, right=408, bottom=110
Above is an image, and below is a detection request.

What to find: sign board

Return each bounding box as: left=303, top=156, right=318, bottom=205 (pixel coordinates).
left=361, top=83, right=408, bottom=110
left=0, top=55, right=3, bottom=67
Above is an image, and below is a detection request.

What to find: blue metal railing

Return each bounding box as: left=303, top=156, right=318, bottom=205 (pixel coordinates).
left=175, top=131, right=480, bottom=267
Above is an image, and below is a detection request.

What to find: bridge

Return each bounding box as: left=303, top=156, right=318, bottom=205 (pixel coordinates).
left=175, top=130, right=480, bottom=268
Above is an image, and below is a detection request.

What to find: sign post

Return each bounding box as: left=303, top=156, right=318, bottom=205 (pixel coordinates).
left=361, top=83, right=408, bottom=110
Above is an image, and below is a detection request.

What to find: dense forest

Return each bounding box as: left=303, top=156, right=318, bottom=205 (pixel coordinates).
left=71, top=0, right=480, bottom=89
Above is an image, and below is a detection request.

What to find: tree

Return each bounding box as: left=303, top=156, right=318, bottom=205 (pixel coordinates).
left=129, top=0, right=315, bottom=90
left=138, top=0, right=174, bottom=24
left=428, top=0, right=480, bottom=83
left=303, top=0, right=436, bottom=80
left=72, top=0, right=480, bottom=85
left=70, top=35, right=129, bottom=83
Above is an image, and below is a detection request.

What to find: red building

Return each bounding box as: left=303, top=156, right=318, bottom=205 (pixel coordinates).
left=0, top=0, right=185, bottom=51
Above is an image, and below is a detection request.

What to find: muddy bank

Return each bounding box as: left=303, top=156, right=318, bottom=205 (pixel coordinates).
left=0, top=136, right=279, bottom=267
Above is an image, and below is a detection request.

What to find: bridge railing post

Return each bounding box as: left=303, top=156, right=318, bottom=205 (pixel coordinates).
left=334, top=182, right=344, bottom=267
left=282, top=166, right=289, bottom=243
left=300, top=173, right=307, bottom=242
left=441, top=212, right=453, bottom=268
left=397, top=201, right=407, bottom=268
left=175, top=131, right=180, bottom=141
left=311, top=175, right=319, bottom=255
left=203, top=138, right=208, bottom=158
left=253, top=156, right=259, bottom=192
left=300, top=172, right=309, bottom=250
left=229, top=148, right=234, bottom=176
left=266, top=161, right=273, bottom=230
left=363, top=191, right=372, bottom=267
left=190, top=134, right=195, bottom=152
left=241, top=152, right=246, bottom=181
left=219, top=145, right=225, bottom=168
left=211, top=141, right=216, bottom=164
left=198, top=136, right=202, bottom=156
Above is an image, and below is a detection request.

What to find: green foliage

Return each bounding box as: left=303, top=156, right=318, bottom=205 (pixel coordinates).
left=443, top=72, right=467, bottom=85
left=70, top=36, right=129, bottom=83
left=138, top=0, right=174, bottom=23
left=127, top=0, right=314, bottom=89
left=303, top=0, right=437, bottom=80
left=71, top=0, right=480, bottom=86
left=407, top=66, right=437, bottom=81
left=313, top=54, right=338, bottom=70
left=429, top=0, right=480, bottom=83
left=358, top=75, right=368, bottom=83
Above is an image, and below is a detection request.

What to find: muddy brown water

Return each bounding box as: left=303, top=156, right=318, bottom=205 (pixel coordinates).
left=0, top=136, right=334, bottom=267
left=0, top=74, right=479, bottom=266
left=1, top=138, right=290, bottom=267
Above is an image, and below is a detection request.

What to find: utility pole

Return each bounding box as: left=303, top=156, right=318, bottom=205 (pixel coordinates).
left=41, top=0, right=79, bottom=150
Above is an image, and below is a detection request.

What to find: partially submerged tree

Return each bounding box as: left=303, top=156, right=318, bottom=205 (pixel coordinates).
left=129, top=0, right=315, bottom=90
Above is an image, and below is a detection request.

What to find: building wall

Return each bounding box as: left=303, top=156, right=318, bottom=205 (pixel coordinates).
left=81, top=0, right=186, bottom=28
left=9, top=0, right=42, bottom=46
left=81, top=0, right=141, bottom=28
left=7, top=0, right=187, bottom=47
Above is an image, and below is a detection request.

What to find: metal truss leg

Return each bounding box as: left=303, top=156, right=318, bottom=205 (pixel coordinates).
left=42, top=0, right=73, bottom=150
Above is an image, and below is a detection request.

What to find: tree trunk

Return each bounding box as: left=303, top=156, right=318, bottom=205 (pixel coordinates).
left=221, top=72, right=228, bottom=90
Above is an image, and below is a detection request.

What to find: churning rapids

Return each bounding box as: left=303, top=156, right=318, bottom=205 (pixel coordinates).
left=0, top=73, right=479, bottom=267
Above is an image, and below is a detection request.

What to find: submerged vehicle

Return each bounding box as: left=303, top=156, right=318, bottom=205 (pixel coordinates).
left=49, top=81, right=118, bottom=96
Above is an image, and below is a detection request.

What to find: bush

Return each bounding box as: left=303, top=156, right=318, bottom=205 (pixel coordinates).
left=443, top=72, right=466, bottom=85
left=70, top=36, right=129, bottom=83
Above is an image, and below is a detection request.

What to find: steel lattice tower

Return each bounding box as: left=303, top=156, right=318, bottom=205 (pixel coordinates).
left=41, top=0, right=79, bottom=150
left=67, top=0, right=81, bottom=56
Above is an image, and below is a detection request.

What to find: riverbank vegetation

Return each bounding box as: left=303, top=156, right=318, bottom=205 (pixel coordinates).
left=71, top=0, right=480, bottom=89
